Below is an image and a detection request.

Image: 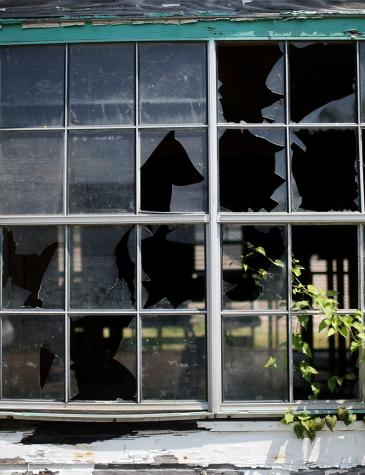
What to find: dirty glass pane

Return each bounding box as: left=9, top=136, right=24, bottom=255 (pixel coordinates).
left=70, top=315, right=136, bottom=401
left=2, top=315, right=65, bottom=400
left=217, top=43, right=285, bottom=123
left=140, top=129, right=207, bottom=212
left=219, top=128, right=287, bottom=212
left=68, top=130, right=135, bottom=213
left=289, top=43, right=356, bottom=123
left=222, top=225, right=287, bottom=310
left=3, top=226, right=64, bottom=309
left=293, top=315, right=358, bottom=400
left=292, top=226, right=358, bottom=309
left=0, top=45, right=64, bottom=128
left=70, top=226, right=136, bottom=309
left=142, top=315, right=206, bottom=400
left=223, top=315, right=287, bottom=401
left=141, top=225, right=205, bottom=309
left=0, top=131, right=64, bottom=215
left=291, top=129, right=358, bottom=212
left=139, top=43, right=206, bottom=124
left=69, top=44, right=135, bottom=126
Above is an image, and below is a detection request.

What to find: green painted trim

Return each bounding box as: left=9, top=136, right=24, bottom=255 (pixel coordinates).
left=0, top=17, right=365, bottom=44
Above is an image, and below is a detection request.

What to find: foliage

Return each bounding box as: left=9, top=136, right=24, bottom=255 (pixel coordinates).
left=241, top=243, right=365, bottom=440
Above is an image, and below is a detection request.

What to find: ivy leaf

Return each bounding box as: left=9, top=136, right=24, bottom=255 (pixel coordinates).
left=339, top=326, right=349, bottom=339
left=350, top=341, right=360, bottom=353
left=298, top=315, right=310, bottom=329
left=273, top=259, right=284, bottom=268
left=327, top=328, right=336, bottom=337
left=325, top=415, right=337, bottom=431
left=314, top=417, right=325, bottom=431
left=328, top=376, right=338, bottom=393
left=344, top=413, right=357, bottom=425
left=264, top=356, right=277, bottom=368
left=299, top=362, right=318, bottom=382
left=345, top=372, right=356, bottom=381
left=294, top=423, right=305, bottom=439
left=311, top=382, right=321, bottom=399
left=242, top=263, right=248, bottom=272
left=319, top=319, right=330, bottom=332
left=282, top=412, right=295, bottom=424
left=255, top=246, right=266, bottom=256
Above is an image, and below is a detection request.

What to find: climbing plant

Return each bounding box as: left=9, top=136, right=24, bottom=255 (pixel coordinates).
left=241, top=243, right=365, bottom=440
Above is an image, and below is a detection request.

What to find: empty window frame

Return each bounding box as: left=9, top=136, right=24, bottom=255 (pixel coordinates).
left=0, top=39, right=364, bottom=414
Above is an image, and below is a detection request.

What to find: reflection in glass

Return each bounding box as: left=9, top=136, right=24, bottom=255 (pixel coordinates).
left=142, top=225, right=205, bottom=309
left=0, top=131, right=64, bottom=215
left=0, top=45, right=64, bottom=128
left=140, top=130, right=207, bottom=212
left=70, top=315, right=136, bottom=401
left=3, top=226, right=64, bottom=309
left=69, top=44, right=135, bottom=125
left=219, top=128, right=286, bottom=212
left=139, top=43, right=207, bottom=124
left=291, top=129, right=358, bottom=212
left=223, top=315, right=287, bottom=401
left=70, top=226, right=136, bottom=309
left=68, top=130, right=135, bottom=213
left=142, top=315, right=206, bottom=400
left=2, top=315, right=65, bottom=399
left=292, top=226, right=358, bottom=309
left=218, top=43, right=285, bottom=123
left=289, top=43, right=356, bottom=123
left=222, top=225, right=287, bottom=310
left=293, top=315, right=358, bottom=400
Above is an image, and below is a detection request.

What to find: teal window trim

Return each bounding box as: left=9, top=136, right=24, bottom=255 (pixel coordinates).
left=0, top=16, right=364, bottom=45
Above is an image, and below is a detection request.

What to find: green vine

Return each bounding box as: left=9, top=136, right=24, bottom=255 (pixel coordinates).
left=241, top=243, right=365, bottom=440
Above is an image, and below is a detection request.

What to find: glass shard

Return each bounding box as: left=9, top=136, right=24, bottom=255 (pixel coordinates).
left=142, top=315, right=206, bottom=400
left=70, top=315, right=136, bottom=401
left=289, top=43, right=356, bottom=123
left=142, top=225, right=205, bottom=309
left=223, top=315, right=288, bottom=401
left=70, top=226, right=136, bottom=309
left=222, top=225, right=287, bottom=310
left=3, top=227, right=64, bottom=309
left=140, top=130, right=206, bottom=212
left=217, top=43, right=285, bottom=123
left=2, top=315, right=65, bottom=400
left=69, top=43, right=135, bottom=126
left=219, top=129, right=286, bottom=212
left=291, top=129, right=358, bottom=212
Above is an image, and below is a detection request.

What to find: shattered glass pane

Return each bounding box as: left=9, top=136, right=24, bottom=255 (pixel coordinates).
left=68, top=130, right=135, bottom=213
left=70, top=226, right=136, bottom=309
left=217, top=43, right=285, bottom=123
left=141, top=225, right=205, bottom=309
left=223, top=315, right=288, bottom=401
left=219, top=128, right=287, bottom=212
left=293, top=315, right=358, bottom=400
left=222, top=225, right=287, bottom=310
left=0, top=45, right=64, bottom=128
left=139, top=43, right=207, bottom=124
left=289, top=43, right=356, bottom=123
left=292, top=226, right=358, bottom=309
left=2, top=315, right=65, bottom=400
left=69, top=43, right=135, bottom=126
left=140, top=129, right=207, bottom=212
left=3, top=227, right=64, bottom=309
left=70, top=315, right=136, bottom=401
left=291, top=129, right=358, bottom=212
left=142, top=315, right=206, bottom=400
left=0, top=131, right=64, bottom=215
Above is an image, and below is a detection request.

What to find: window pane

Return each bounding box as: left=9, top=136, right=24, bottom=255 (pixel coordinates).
left=139, top=43, right=206, bottom=124
left=70, top=226, right=136, bottom=309
left=142, top=315, right=206, bottom=400
left=70, top=315, right=136, bottom=401
left=68, top=130, right=135, bottom=213
left=292, top=226, right=358, bottom=309
left=222, top=225, right=287, bottom=310
left=69, top=44, right=135, bottom=126
left=223, top=315, right=288, bottom=401
left=289, top=43, right=356, bottom=123
left=0, top=131, right=64, bottom=215
left=140, top=129, right=207, bottom=212
left=3, top=226, right=64, bottom=309
left=293, top=315, right=358, bottom=400
left=142, top=225, right=205, bottom=309
left=218, top=43, right=285, bottom=123
left=291, top=129, right=359, bottom=212
left=0, top=46, right=64, bottom=128
left=2, top=315, right=65, bottom=400
left=219, top=128, right=287, bottom=212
